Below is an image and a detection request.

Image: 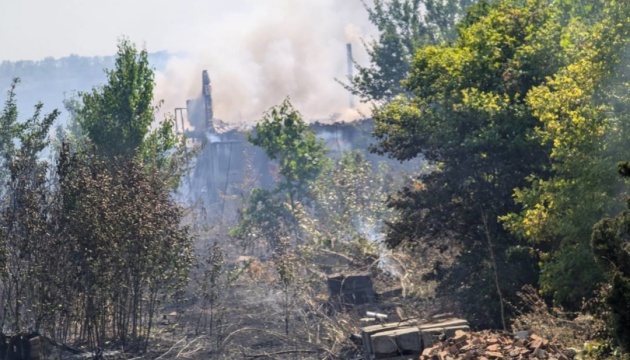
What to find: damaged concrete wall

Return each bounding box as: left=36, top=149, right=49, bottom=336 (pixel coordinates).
left=327, top=272, right=376, bottom=308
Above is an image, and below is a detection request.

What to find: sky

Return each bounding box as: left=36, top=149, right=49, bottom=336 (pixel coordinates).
left=0, top=0, right=377, bottom=122
left=0, top=0, right=268, bottom=61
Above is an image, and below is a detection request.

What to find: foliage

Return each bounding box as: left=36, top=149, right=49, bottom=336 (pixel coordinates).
left=0, top=79, right=59, bottom=185
left=0, top=79, right=59, bottom=332
left=141, top=115, right=192, bottom=189
left=591, top=162, right=630, bottom=352
left=310, top=151, right=405, bottom=248
left=0, top=49, right=192, bottom=353
left=369, top=0, right=588, bottom=327
left=349, top=0, right=476, bottom=102
left=68, top=39, right=190, bottom=190
left=76, top=38, right=155, bottom=159
left=54, top=143, right=193, bottom=350
left=232, top=100, right=328, bottom=337
left=501, top=0, right=630, bottom=307
left=231, top=188, right=294, bottom=249
left=248, top=99, right=328, bottom=204
left=232, top=99, right=328, bottom=249
left=51, top=39, right=194, bottom=347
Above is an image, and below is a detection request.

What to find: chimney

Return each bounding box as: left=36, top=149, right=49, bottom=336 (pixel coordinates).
left=347, top=43, right=355, bottom=109
left=202, top=70, right=214, bottom=132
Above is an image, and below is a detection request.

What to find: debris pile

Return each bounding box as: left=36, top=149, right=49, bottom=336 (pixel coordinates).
left=419, top=330, right=577, bottom=360
left=361, top=318, right=470, bottom=360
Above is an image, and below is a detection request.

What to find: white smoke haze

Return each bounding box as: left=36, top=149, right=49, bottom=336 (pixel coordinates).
left=154, top=0, right=376, bottom=125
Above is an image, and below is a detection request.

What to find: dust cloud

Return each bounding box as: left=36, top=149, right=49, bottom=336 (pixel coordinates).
left=154, top=0, right=376, bottom=125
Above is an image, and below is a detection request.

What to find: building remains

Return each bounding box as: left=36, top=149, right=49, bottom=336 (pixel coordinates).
left=174, top=70, right=393, bottom=215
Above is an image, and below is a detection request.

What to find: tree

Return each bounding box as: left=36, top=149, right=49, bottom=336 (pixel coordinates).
left=0, top=79, right=59, bottom=187
left=349, top=0, right=476, bottom=102
left=67, top=40, right=190, bottom=192
left=232, top=100, right=328, bottom=249
left=591, top=162, right=630, bottom=352
left=248, top=99, right=328, bottom=206
left=0, top=78, right=59, bottom=332
left=76, top=38, right=155, bottom=159
left=370, top=0, right=581, bottom=327
left=309, top=151, right=405, bottom=249
left=501, top=0, right=630, bottom=307
left=0, top=45, right=193, bottom=353
left=54, top=143, right=193, bottom=351
left=232, top=100, right=327, bottom=335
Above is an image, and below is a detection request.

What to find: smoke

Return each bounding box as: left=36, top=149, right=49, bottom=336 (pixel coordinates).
left=154, top=0, right=375, bottom=125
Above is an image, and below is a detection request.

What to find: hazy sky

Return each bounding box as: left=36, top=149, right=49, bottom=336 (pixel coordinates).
left=1, top=0, right=251, bottom=60
left=1, top=0, right=377, bottom=122
left=0, top=0, right=374, bottom=61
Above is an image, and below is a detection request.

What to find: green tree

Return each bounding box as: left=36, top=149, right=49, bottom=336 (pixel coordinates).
left=370, top=0, right=582, bottom=327
left=232, top=100, right=328, bottom=248
left=349, top=0, right=475, bottom=102
left=310, top=151, right=405, bottom=249
left=248, top=99, right=328, bottom=205
left=502, top=0, right=630, bottom=307
left=71, top=39, right=190, bottom=186
left=0, top=79, right=59, bottom=185
left=77, top=39, right=154, bottom=158
left=0, top=78, right=59, bottom=332
left=232, top=100, right=327, bottom=335
left=591, top=162, right=630, bottom=352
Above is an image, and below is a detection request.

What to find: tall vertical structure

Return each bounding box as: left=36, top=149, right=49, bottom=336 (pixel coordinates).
left=347, top=43, right=355, bottom=109
left=174, top=107, right=187, bottom=133
left=202, top=70, right=214, bottom=132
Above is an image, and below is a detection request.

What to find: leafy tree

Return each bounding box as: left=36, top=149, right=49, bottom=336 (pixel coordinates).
left=349, top=0, right=475, bottom=102
left=248, top=99, right=328, bottom=205
left=76, top=38, right=155, bottom=159
left=0, top=78, right=59, bottom=332
left=370, top=0, right=582, bottom=327
left=0, top=79, right=59, bottom=186
left=232, top=100, right=328, bottom=335
left=70, top=39, right=190, bottom=189
left=591, top=162, right=630, bottom=352
left=502, top=0, right=630, bottom=307
left=310, top=151, right=405, bottom=249
left=56, top=39, right=194, bottom=345
left=232, top=100, right=328, bottom=248
left=55, top=144, right=193, bottom=350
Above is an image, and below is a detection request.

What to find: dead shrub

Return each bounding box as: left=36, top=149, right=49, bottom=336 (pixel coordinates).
left=511, top=285, right=600, bottom=350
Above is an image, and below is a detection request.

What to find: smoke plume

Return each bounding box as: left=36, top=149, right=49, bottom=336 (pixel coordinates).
left=154, top=0, right=375, bottom=125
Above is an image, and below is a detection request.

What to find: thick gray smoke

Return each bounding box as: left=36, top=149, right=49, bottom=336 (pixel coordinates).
left=154, top=0, right=376, bottom=126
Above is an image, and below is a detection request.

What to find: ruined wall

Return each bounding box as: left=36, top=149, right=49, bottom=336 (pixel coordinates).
left=181, top=119, right=380, bottom=215
left=177, top=71, right=407, bottom=218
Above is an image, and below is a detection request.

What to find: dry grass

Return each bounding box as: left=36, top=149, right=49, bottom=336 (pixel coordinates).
left=509, top=285, right=627, bottom=359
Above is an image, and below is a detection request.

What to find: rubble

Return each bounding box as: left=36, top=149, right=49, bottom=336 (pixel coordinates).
left=361, top=318, right=470, bottom=360
left=418, top=330, right=577, bottom=360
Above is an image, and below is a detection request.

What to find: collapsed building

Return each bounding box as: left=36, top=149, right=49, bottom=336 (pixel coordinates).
left=174, top=70, right=387, bottom=214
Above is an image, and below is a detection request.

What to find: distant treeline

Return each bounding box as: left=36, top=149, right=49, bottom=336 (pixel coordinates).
left=0, top=51, right=171, bottom=121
